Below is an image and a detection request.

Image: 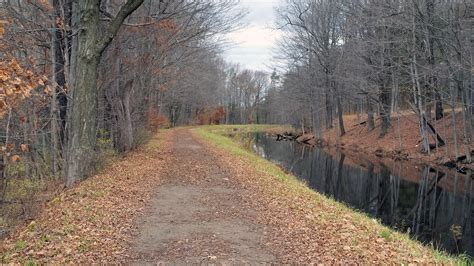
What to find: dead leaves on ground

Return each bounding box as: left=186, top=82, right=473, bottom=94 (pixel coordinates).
left=0, top=133, right=172, bottom=264
left=0, top=129, right=448, bottom=264
left=195, top=132, right=445, bottom=264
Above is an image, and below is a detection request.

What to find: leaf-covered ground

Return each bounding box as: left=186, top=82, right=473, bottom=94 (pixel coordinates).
left=0, top=126, right=459, bottom=264
left=127, top=129, right=275, bottom=264
left=0, top=131, right=172, bottom=264
left=193, top=126, right=458, bottom=264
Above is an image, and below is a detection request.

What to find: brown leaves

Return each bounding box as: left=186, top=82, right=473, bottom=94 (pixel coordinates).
left=10, top=154, right=21, bottom=162
left=0, top=130, right=173, bottom=264
left=0, top=20, right=6, bottom=38
left=195, top=128, right=446, bottom=264
left=0, top=143, right=28, bottom=162
left=0, top=57, right=48, bottom=118
left=20, top=144, right=29, bottom=152
left=147, top=108, right=170, bottom=130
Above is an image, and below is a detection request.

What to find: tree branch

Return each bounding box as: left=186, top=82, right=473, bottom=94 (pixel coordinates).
left=95, top=0, right=145, bottom=55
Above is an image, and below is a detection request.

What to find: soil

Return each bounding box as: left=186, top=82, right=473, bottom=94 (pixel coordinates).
left=128, top=131, right=276, bottom=264
left=304, top=110, right=473, bottom=169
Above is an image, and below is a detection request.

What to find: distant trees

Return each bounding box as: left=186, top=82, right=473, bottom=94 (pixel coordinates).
left=268, top=0, right=472, bottom=157
left=159, top=49, right=227, bottom=127
left=276, top=0, right=346, bottom=135
left=156, top=58, right=271, bottom=127
left=222, top=67, right=269, bottom=125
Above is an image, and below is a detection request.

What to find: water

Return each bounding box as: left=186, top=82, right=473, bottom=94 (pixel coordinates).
left=233, top=132, right=474, bottom=256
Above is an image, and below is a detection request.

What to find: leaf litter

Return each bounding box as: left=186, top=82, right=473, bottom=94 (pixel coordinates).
left=0, top=131, right=173, bottom=264
left=0, top=128, right=457, bottom=264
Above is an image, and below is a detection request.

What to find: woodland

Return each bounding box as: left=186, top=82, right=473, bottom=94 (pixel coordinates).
left=0, top=0, right=473, bottom=263
left=0, top=0, right=472, bottom=187
left=0, top=0, right=245, bottom=186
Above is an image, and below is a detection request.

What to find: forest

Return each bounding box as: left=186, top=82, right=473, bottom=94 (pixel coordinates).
left=0, top=0, right=245, bottom=186
left=0, top=0, right=473, bottom=264
left=269, top=0, right=473, bottom=165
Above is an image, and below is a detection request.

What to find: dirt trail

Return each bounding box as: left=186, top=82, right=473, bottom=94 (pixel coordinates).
left=129, top=129, right=276, bottom=264
left=0, top=127, right=449, bottom=264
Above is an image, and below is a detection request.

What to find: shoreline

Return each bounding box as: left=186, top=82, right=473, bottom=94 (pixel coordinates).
left=263, top=113, right=473, bottom=174
left=195, top=125, right=462, bottom=263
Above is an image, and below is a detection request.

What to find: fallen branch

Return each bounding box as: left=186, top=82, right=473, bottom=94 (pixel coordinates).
left=408, top=101, right=446, bottom=147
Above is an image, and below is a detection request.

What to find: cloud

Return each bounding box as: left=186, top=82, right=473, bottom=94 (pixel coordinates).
left=227, top=26, right=282, bottom=49
left=224, top=25, right=282, bottom=71
left=223, top=0, right=282, bottom=71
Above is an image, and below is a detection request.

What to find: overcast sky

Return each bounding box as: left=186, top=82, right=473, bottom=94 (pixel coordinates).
left=224, top=0, right=282, bottom=72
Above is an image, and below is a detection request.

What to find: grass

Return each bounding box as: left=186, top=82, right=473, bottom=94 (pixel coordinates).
left=379, top=229, right=392, bottom=241
left=192, top=124, right=466, bottom=264
left=3, top=178, right=44, bottom=201
left=14, top=240, right=26, bottom=251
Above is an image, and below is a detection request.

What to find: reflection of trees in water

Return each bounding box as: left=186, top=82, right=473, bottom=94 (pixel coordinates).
left=250, top=133, right=474, bottom=256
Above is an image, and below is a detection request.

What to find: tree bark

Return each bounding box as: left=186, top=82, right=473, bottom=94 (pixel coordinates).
left=367, top=96, right=375, bottom=132
left=65, top=0, right=144, bottom=186
left=435, top=92, right=444, bottom=120
left=379, top=87, right=391, bottom=136
left=325, top=92, right=333, bottom=129
left=336, top=94, right=345, bottom=136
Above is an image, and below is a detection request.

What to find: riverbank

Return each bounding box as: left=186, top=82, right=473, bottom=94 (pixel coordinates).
left=0, top=126, right=463, bottom=263
left=193, top=125, right=460, bottom=263
left=296, top=111, right=473, bottom=171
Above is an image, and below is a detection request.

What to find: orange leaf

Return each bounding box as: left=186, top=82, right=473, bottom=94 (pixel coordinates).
left=7, top=143, right=14, bottom=151
left=20, top=144, right=29, bottom=152
left=11, top=154, right=21, bottom=162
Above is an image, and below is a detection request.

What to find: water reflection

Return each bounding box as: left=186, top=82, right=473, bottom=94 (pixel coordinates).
left=234, top=132, right=474, bottom=256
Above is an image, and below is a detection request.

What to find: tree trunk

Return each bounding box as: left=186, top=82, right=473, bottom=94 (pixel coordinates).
left=53, top=0, right=68, bottom=146
left=313, top=94, right=322, bottom=139
left=65, top=0, right=144, bottom=186
left=50, top=29, right=59, bottom=175
left=379, top=87, right=391, bottom=136
left=336, top=95, right=345, bottom=136
left=425, top=0, right=442, bottom=122
left=460, top=84, right=471, bottom=163
left=325, top=92, right=333, bottom=129
left=65, top=1, right=101, bottom=186
left=65, top=60, right=100, bottom=184
left=450, top=82, right=459, bottom=159
left=367, top=96, right=375, bottom=132
left=435, top=92, right=444, bottom=120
